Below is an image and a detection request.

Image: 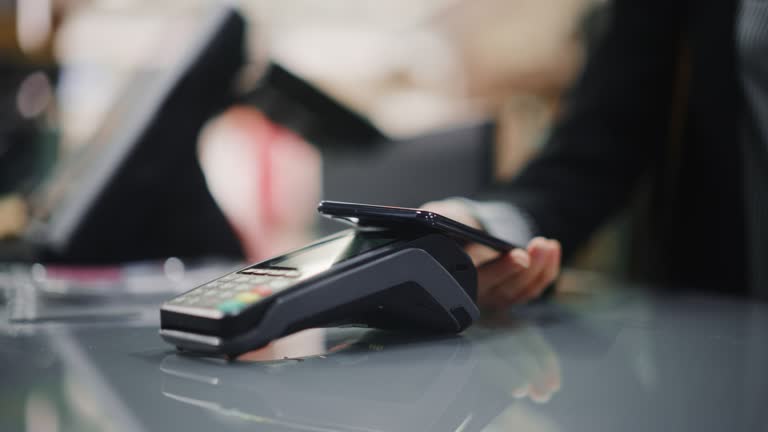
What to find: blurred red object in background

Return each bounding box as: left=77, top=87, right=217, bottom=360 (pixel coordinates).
left=198, top=106, right=321, bottom=261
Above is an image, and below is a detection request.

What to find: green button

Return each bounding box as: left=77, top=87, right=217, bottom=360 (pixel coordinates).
left=217, top=299, right=245, bottom=314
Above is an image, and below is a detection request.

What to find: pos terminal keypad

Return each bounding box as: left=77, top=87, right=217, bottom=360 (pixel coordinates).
left=165, top=268, right=300, bottom=315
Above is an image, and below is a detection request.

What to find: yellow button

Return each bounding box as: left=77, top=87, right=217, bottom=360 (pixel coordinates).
left=235, top=292, right=262, bottom=304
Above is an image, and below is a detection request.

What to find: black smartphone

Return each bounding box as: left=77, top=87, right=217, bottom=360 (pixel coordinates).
left=318, top=201, right=518, bottom=252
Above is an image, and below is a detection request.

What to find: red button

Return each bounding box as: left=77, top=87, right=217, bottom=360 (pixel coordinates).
left=251, top=286, right=273, bottom=297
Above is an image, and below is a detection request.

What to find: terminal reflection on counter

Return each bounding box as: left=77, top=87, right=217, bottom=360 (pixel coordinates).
left=160, top=331, right=515, bottom=432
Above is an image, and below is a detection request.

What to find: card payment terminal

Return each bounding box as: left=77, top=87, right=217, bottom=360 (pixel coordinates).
left=160, top=230, right=480, bottom=357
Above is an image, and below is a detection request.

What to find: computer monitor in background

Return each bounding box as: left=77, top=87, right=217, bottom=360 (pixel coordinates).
left=21, top=4, right=246, bottom=263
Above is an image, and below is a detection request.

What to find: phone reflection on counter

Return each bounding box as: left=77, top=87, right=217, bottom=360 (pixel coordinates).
left=159, top=324, right=563, bottom=432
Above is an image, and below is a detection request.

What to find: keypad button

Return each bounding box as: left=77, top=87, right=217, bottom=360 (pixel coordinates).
left=269, top=279, right=292, bottom=290
left=246, top=276, right=269, bottom=285
left=251, top=286, right=273, bottom=297
left=198, top=297, right=219, bottom=307
left=218, top=300, right=245, bottom=314
left=235, top=292, right=262, bottom=304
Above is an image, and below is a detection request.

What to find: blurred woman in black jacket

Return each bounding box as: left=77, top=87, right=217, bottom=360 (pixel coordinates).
left=426, top=0, right=768, bottom=307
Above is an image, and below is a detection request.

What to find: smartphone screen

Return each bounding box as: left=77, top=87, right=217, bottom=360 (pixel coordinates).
left=317, top=201, right=518, bottom=252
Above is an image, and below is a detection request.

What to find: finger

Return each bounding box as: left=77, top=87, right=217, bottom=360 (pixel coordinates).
left=494, top=237, right=550, bottom=304
left=511, top=245, right=555, bottom=304
left=529, top=239, right=561, bottom=299
left=514, top=238, right=559, bottom=302
left=483, top=271, right=530, bottom=308
left=519, top=239, right=561, bottom=302
left=465, top=242, right=502, bottom=266
left=477, top=248, right=530, bottom=289
left=476, top=249, right=530, bottom=308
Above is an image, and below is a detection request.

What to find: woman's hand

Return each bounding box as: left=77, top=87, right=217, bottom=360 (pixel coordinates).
left=421, top=200, right=561, bottom=309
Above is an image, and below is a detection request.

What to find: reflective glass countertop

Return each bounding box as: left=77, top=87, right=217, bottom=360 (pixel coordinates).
left=2, top=270, right=767, bottom=432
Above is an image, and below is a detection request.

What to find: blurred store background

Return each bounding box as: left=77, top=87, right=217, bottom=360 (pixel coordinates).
left=0, top=0, right=613, bottom=269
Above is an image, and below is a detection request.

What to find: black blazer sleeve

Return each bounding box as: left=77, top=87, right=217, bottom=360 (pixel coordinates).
left=487, top=0, right=686, bottom=260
